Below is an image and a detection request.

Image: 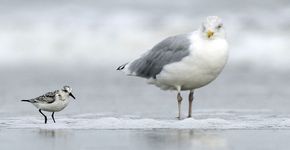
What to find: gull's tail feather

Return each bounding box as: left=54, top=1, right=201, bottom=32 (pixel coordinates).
left=117, top=63, right=128, bottom=70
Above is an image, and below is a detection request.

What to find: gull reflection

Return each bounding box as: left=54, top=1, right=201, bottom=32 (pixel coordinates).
left=138, top=129, right=228, bottom=150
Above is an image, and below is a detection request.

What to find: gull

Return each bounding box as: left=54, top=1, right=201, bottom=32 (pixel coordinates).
left=117, top=16, right=229, bottom=119
left=21, top=86, right=76, bottom=124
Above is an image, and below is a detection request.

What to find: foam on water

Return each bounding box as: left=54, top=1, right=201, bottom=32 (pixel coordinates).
left=1, top=110, right=290, bottom=130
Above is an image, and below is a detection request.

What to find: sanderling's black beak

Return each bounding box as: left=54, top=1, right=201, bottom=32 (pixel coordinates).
left=69, top=93, right=76, bottom=99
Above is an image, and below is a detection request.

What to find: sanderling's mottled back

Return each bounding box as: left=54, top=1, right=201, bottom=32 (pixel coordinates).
left=117, top=16, right=229, bottom=119
left=21, top=86, right=76, bottom=124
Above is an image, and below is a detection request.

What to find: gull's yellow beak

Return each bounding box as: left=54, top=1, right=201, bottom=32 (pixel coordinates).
left=207, top=30, right=214, bottom=38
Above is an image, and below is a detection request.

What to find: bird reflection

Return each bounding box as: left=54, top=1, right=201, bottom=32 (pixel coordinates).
left=38, top=129, right=56, bottom=138
left=38, top=129, right=70, bottom=138
left=138, top=129, right=228, bottom=150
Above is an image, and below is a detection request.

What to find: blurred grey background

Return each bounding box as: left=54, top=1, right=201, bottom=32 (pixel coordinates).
left=0, top=0, right=290, bottom=117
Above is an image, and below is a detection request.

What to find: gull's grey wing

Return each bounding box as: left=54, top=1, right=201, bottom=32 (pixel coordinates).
left=33, top=90, right=58, bottom=104
left=128, top=34, right=191, bottom=79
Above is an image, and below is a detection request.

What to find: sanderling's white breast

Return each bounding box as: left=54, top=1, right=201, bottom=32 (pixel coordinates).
left=117, top=16, right=229, bottom=119
left=21, top=85, right=76, bottom=124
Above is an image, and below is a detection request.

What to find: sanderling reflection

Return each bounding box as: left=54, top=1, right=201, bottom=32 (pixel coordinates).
left=117, top=16, right=229, bottom=119
left=21, top=86, right=76, bottom=124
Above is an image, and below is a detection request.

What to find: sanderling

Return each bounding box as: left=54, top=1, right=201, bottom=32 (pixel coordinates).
left=117, top=16, right=229, bottom=119
left=21, top=86, right=76, bottom=124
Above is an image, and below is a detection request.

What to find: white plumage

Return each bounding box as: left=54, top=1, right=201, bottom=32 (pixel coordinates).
left=152, top=32, right=228, bottom=90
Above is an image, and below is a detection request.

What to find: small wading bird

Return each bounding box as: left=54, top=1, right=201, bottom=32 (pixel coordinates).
left=21, top=86, right=76, bottom=124
left=117, top=16, right=229, bottom=119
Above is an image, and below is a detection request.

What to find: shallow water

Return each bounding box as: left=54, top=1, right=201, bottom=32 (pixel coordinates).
left=1, top=129, right=290, bottom=150
left=0, top=66, right=289, bottom=150
left=0, top=66, right=289, bottom=149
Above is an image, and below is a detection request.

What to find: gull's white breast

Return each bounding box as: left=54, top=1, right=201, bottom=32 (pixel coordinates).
left=153, top=33, right=229, bottom=90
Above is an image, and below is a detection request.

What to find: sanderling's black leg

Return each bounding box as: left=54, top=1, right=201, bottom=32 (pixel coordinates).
left=51, top=112, right=56, bottom=123
left=188, top=90, right=194, bottom=118
left=39, top=109, right=47, bottom=124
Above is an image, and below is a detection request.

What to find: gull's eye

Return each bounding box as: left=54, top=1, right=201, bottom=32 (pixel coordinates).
left=217, top=24, right=223, bottom=29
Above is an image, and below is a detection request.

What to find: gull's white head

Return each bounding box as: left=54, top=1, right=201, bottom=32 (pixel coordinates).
left=200, top=16, right=225, bottom=40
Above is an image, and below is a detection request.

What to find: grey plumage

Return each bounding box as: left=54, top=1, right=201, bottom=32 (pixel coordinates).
left=22, top=90, right=58, bottom=104
left=125, top=34, right=191, bottom=79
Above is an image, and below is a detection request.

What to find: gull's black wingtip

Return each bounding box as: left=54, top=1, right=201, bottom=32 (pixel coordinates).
left=117, top=63, right=128, bottom=70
